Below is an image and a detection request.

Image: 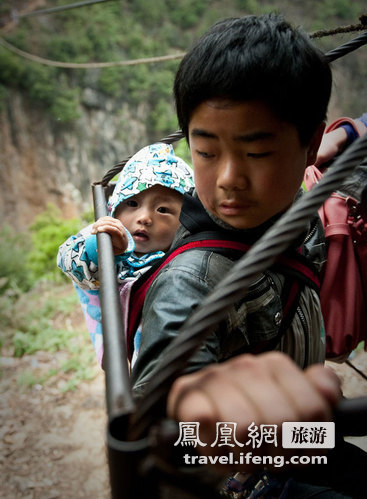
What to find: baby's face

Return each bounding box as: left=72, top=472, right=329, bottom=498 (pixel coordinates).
left=189, top=99, right=316, bottom=229
left=115, top=185, right=183, bottom=255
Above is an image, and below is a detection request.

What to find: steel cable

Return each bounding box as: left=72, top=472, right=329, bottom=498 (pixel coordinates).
left=325, top=30, right=367, bottom=62
left=129, top=133, right=367, bottom=439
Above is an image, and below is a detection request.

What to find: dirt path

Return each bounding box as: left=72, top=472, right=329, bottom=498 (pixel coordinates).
left=1, top=327, right=367, bottom=498
left=1, top=355, right=110, bottom=498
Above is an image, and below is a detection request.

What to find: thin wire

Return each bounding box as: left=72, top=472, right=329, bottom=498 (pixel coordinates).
left=0, top=36, right=185, bottom=68
left=0, top=18, right=365, bottom=70
left=16, top=0, right=118, bottom=18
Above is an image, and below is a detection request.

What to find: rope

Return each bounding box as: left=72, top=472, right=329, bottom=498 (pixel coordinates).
left=0, top=16, right=365, bottom=70
left=15, top=0, right=118, bottom=18
left=6, top=27, right=365, bottom=71
left=0, top=36, right=185, bottom=68
left=128, top=134, right=367, bottom=439
left=310, top=14, right=367, bottom=39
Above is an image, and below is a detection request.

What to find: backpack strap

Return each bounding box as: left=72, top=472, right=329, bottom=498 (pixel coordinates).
left=325, top=116, right=367, bottom=137
left=126, top=234, right=320, bottom=361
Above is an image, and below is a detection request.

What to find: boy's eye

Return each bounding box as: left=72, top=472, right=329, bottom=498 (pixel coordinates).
left=247, top=152, right=271, bottom=158
left=196, top=150, right=214, bottom=159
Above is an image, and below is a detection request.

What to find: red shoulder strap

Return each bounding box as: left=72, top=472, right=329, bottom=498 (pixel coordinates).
left=126, top=240, right=250, bottom=360
left=325, top=117, right=367, bottom=136
left=126, top=239, right=320, bottom=361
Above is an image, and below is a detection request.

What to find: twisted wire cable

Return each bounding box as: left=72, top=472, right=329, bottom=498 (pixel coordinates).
left=129, top=134, right=367, bottom=439
left=325, top=30, right=367, bottom=62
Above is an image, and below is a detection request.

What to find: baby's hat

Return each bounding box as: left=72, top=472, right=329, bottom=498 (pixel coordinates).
left=108, top=142, right=194, bottom=217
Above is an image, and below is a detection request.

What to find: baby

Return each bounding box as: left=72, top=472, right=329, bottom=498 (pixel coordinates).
left=57, top=142, right=194, bottom=365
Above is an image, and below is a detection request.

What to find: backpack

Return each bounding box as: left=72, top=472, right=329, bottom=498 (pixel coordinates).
left=126, top=232, right=320, bottom=362
left=304, top=118, right=367, bottom=362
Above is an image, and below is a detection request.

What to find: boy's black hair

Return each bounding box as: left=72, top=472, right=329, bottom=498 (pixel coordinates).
left=174, top=13, right=332, bottom=145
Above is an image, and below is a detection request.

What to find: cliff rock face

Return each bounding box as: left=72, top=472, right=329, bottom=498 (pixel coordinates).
left=0, top=89, right=149, bottom=231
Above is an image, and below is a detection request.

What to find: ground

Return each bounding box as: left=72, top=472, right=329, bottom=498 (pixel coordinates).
left=1, top=288, right=110, bottom=499
left=1, top=299, right=367, bottom=499
left=1, top=361, right=109, bottom=498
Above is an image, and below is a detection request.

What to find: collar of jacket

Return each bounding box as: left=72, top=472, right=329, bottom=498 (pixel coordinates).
left=179, top=190, right=289, bottom=246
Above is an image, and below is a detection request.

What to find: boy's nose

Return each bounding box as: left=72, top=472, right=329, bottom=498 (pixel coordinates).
left=218, top=159, right=248, bottom=191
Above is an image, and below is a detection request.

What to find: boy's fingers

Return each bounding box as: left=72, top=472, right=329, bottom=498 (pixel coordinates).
left=168, top=353, right=341, bottom=431
left=304, top=364, right=342, bottom=407
left=269, top=358, right=336, bottom=423
left=166, top=353, right=342, bottom=474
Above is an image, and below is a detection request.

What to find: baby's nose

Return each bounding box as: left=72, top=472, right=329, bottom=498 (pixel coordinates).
left=137, top=210, right=153, bottom=225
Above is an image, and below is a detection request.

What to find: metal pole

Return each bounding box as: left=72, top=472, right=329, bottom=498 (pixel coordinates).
left=92, top=182, right=143, bottom=498
left=92, top=182, right=134, bottom=419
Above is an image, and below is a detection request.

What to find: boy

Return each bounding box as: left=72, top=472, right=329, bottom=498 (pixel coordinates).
left=57, top=142, right=194, bottom=365
left=131, top=13, right=329, bottom=394
left=130, top=14, right=364, bottom=497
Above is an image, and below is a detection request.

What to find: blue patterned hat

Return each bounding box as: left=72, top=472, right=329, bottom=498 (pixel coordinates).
left=108, top=142, right=194, bottom=216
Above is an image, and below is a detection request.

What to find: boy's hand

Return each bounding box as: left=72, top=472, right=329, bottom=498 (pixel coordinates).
left=91, top=216, right=129, bottom=255
left=167, top=352, right=341, bottom=472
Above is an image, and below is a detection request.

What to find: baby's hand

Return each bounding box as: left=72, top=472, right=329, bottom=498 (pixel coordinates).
left=91, top=217, right=129, bottom=255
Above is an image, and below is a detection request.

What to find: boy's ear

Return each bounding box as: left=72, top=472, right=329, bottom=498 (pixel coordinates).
left=306, top=122, right=326, bottom=166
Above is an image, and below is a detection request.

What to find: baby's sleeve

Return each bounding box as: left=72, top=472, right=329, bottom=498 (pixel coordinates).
left=57, top=224, right=101, bottom=290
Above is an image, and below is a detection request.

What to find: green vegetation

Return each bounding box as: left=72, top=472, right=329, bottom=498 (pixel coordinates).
left=0, top=203, right=93, bottom=293
left=0, top=0, right=365, bottom=131
left=0, top=224, right=32, bottom=293
left=27, top=204, right=93, bottom=283
left=174, top=139, right=192, bottom=166
left=1, top=281, right=98, bottom=391
left=0, top=204, right=97, bottom=391
left=0, top=0, right=366, bottom=392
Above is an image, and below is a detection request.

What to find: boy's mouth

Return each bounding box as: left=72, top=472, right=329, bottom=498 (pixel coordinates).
left=219, top=201, right=248, bottom=216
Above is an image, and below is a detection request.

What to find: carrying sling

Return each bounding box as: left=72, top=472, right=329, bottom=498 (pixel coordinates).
left=126, top=232, right=320, bottom=361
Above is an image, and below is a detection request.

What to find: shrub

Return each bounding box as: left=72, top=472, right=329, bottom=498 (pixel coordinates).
left=0, top=225, right=32, bottom=293
left=27, top=204, right=89, bottom=283
left=173, top=140, right=192, bottom=166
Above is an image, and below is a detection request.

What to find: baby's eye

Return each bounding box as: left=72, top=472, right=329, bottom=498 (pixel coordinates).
left=157, top=206, right=169, bottom=214
left=126, top=199, right=138, bottom=207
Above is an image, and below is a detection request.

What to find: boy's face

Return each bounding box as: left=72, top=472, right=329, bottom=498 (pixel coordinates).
left=115, top=184, right=183, bottom=255
left=189, top=99, right=321, bottom=229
